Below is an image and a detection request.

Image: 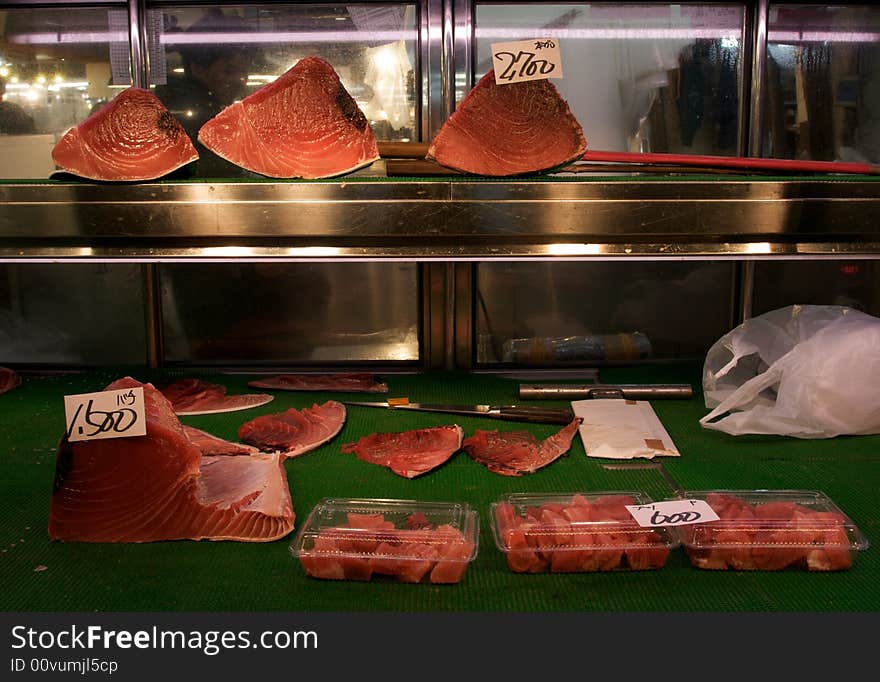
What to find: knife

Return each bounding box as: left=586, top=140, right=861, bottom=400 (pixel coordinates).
left=343, top=401, right=575, bottom=424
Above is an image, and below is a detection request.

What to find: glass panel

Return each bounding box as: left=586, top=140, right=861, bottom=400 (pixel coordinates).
left=161, top=262, right=420, bottom=364
left=475, top=262, right=736, bottom=365
left=150, top=4, right=419, bottom=177
left=765, top=5, right=880, bottom=162
left=0, top=264, right=146, bottom=366
left=752, top=260, right=880, bottom=317
left=473, top=3, right=744, bottom=155
left=0, top=6, right=131, bottom=179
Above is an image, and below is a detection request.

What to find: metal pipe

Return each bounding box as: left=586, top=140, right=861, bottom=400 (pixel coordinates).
left=142, top=263, right=164, bottom=368
left=739, top=259, right=756, bottom=322
left=127, top=0, right=149, bottom=88
left=749, top=0, right=770, bottom=157
left=518, top=384, right=694, bottom=400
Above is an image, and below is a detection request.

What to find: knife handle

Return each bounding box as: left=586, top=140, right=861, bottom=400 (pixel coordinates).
left=497, top=407, right=576, bottom=424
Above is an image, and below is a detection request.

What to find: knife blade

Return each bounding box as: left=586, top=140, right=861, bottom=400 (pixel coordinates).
left=343, top=401, right=575, bottom=424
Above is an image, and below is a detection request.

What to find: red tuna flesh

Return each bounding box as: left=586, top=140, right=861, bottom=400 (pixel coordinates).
left=51, top=88, right=198, bottom=181
left=48, top=377, right=294, bottom=542
left=160, top=378, right=273, bottom=415
left=248, top=373, right=388, bottom=393
left=426, top=70, right=586, bottom=176
left=341, top=425, right=463, bottom=478
left=198, top=56, right=379, bottom=178
left=238, top=401, right=346, bottom=458
left=463, top=418, right=582, bottom=476
left=183, top=425, right=260, bottom=456
left=0, top=367, right=21, bottom=395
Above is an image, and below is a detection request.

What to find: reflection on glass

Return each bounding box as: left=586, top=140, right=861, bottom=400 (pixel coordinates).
left=752, top=260, right=880, bottom=317
left=0, top=8, right=131, bottom=179
left=474, top=3, right=743, bottom=155
left=150, top=4, right=418, bottom=177
left=765, top=5, right=880, bottom=162
left=160, top=262, right=420, bottom=364
left=475, top=262, right=735, bottom=365
left=0, top=264, right=146, bottom=365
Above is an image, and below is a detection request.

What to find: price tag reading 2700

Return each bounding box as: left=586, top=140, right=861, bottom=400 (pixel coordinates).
left=491, top=38, right=563, bottom=85
left=64, top=387, right=147, bottom=442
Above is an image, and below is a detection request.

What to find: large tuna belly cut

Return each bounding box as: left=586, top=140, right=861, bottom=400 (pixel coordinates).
left=51, top=87, right=198, bottom=181
left=427, top=70, right=586, bottom=176
left=48, top=377, right=294, bottom=543
left=198, top=56, right=379, bottom=178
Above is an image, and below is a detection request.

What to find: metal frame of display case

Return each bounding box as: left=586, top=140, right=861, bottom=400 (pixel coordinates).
left=2, top=0, right=880, bottom=370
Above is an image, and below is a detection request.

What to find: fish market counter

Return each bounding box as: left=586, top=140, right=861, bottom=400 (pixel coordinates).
left=1, top=365, right=878, bottom=613
left=3, top=176, right=880, bottom=259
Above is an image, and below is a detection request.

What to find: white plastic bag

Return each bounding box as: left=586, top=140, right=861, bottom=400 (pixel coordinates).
left=700, top=305, right=880, bottom=438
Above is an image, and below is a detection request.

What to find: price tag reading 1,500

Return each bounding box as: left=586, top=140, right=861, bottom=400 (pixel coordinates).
left=491, top=38, right=563, bottom=85
left=64, top=387, right=147, bottom=442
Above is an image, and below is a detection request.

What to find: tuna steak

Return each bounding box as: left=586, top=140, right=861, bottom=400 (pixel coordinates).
left=248, top=373, right=388, bottom=393
left=160, top=378, right=273, bottom=415
left=462, top=418, right=582, bottom=476
left=341, top=425, right=463, bottom=479
left=427, top=70, right=586, bottom=176
left=238, top=401, right=346, bottom=458
left=198, top=56, right=379, bottom=178
left=0, top=367, right=21, bottom=395
left=48, top=377, right=294, bottom=542
left=51, top=88, right=198, bottom=181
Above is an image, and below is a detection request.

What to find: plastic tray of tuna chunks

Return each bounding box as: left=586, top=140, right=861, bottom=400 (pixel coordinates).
left=290, top=498, right=479, bottom=584
left=676, top=490, right=870, bottom=571
left=490, top=492, right=677, bottom=573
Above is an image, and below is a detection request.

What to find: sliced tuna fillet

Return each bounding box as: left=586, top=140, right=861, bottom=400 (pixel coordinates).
left=183, top=425, right=260, bottom=456
left=248, top=373, right=388, bottom=393
left=462, top=418, right=582, bottom=476
left=51, top=87, right=198, bottom=181
left=426, top=70, right=586, bottom=176
left=0, top=367, right=22, bottom=395
left=198, top=56, right=379, bottom=178
left=238, top=401, right=346, bottom=458
left=48, top=377, right=294, bottom=543
left=341, top=425, right=463, bottom=478
left=160, top=378, right=273, bottom=415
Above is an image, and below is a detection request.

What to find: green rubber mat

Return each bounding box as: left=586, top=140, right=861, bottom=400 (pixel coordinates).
left=1, top=365, right=877, bottom=612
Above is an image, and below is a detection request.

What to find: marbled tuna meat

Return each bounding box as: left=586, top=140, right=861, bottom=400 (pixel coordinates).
left=341, top=425, right=463, bottom=478
left=0, top=367, right=22, bottom=395
left=426, top=70, right=586, bottom=176
left=51, top=88, right=198, bottom=181
left=463, top=418, right=582, bottom=476
left=238, top=401, right=346, bottom=458
left=48, top=377, right=294, bottom=542
left=183, top=425, right=260, bottom=456
left=198, top=56, right=379, bottom=178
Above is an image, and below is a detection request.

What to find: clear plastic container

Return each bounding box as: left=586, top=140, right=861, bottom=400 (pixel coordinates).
left=489, top=492, right=677, bottom=573
left=676, top=490, right=870, bottom=571
left=290, top=498, right=479, bottom=583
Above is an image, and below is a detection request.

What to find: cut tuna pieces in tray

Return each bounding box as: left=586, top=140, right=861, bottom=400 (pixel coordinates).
left=238, top=401, right=346, bottom=458
left=198, top=56, right=379, bottom=178
left=51, top=87, right=198, bottom=181
left=183, top=425, right=259, bottom=456
left=341, top=425, right=464, bottom=478
left=463, top=417, right=582, bottom=476
left=48, top=377, right=294, bottom=543
left=159, top=378, right=273, bottom=415
left=0, top=367, right=22, bottom=395
left=426, top=70, right=586, bottom=176
left=248, top=373, right=388, bottom=393
left=298, top=513, right=475, bottom=584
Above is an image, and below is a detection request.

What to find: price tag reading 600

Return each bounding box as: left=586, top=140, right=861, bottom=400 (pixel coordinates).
left=491, top=38, right=563, bottom=85
left=64, top=387, right=147, bottom=442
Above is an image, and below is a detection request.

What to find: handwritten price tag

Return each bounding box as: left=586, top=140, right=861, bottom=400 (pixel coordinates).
left=64, top=387, right=147, bottom=442
left=491, top=38, right=563, bottom=85
left=626, top=500, right=720, bottom=528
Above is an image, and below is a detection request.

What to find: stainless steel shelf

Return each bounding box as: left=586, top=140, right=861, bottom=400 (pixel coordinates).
left=2, top=178, right=880, bottom=260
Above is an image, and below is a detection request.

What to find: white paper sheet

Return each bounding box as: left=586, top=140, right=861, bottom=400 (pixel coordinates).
left=573, top=399, right=680, bottom=459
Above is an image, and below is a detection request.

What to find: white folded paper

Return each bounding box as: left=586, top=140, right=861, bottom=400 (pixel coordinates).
left=573, top=399, right=680, bottom=460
